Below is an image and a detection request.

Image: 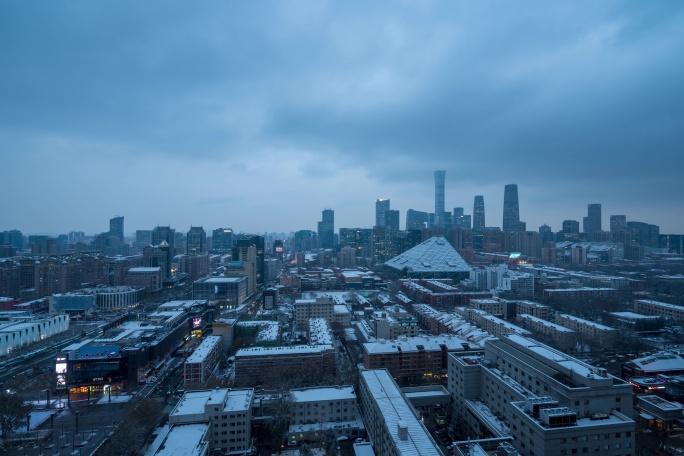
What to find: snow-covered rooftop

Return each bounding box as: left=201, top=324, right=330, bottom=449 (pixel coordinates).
left=186, top=336, right=221, bottom=364
left=291, top=386, right=355, bottom=403
left=385, top=236, right=471, bottom=275
left=364, top=334, right=469, bottom=355
left=235, top=344, right=333, bottom=357
left=147, top=423, right=209, bottom=456
left=360, top=370, right=441, bottom=455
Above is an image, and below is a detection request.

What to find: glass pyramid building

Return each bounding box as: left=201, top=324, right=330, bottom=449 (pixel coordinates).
left=384, top=236, right=472, bottom=279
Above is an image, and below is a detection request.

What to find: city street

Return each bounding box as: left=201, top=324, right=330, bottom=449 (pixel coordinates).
left=4, top=395, right=136, bottom=456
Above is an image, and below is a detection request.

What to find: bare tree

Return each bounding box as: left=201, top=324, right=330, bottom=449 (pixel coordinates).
left=265, top=392, right=293, bottom=451
left=95, top=398, right=163, bottom=456
left=0, top=392, right=33, bottom=449
left=323, top=429, right=337, bottom=456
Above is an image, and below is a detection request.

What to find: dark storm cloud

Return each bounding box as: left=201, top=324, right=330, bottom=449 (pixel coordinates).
left=1, top=1, right=684, bottom=233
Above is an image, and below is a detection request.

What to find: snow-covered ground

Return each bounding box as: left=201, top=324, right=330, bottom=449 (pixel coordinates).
left=96, top=394, right=133, bottom=404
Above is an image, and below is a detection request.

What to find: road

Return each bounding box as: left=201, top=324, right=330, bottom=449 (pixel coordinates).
left=4, top=397, right=134, bottom=456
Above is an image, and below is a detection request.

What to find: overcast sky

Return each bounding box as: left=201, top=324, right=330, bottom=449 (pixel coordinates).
left=2, top=1, right=684, bottom=236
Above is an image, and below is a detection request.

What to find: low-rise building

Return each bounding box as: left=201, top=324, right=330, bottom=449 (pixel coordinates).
left=358, top=369, right=442, bottom=455
left=193, top=277, right=248, bottom=309
left=287, top=386, right=364, bottom=444
left=463, top=309, right=532, bottom=340
left=234, top=344, right=335, bottom=387
left=622, top=352, right=684, bottom=379
left=633, top=299, right=684, bottom=325
left=185, top=336, right=223, bottom=389
left=636, top=395, right=684, bottom=432
left=516, top=314, right=576, bottom=351
left=0, top=313, right=70, bottom=356
left=50, top=286, right=145, bottom=312
left=293, top=297, right=335, bottom=328
left=124, top=266, right=163, bottom=294
left=515, top=300, right=549, bottom=320
left=363, top=334, right=479, bottom=384
left=168, top=388, right=254, bottom=455
left=448, top=334, right=636, bottom=456
left=543, top=287, right=617, bottom=300
left=554, top=314, right=617, bottom=349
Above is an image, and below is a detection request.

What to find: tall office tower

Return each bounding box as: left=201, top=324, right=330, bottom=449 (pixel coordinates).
left=453, top=207, right=470, bottom=229
left=152, top=226, right=175, bottom=278
left=234, top=234, right=265, bottom=284
left=109, top=216, right=124, bottom=242
left=473, top=195, right=485, bottom=229
left=502, top=184, right=521, bottom=231
left=434, top=170, right=446, bottom=227
left=385, top=210, right=400, bottom=231
left=318, top=209, right=335, bottom=249
left=135, top=230, right=152, bottom=249
left=338, top=246, right=356, bottom=268
left=0, top=230, right=24, bottom=250
left=375, top=199, right=390, bottom=227
left=232, top=242, right=258, bottom=295
left=561, top=220, right=581, bottom=241
left=68, top=231, right=84, bottom=243
left=372, top=227, right=398, bottom=264
left=583, top=203, right=602, bottom=234
left=610, top=215, right=627, bottom=233
left=406, top=209, right=428, bottom=230
left=174, top=232, right=186, bottom=254
left=539, top=224, right=554, bottom=244
left=339, top=228, right=373, bottom=259
left=272, top=239, right=284, bottom=261
left=211, top=228, right=234, bottom=254
left=187, top=226, right=207, bottom=254
left=294, top=230, right=316, bottom=252
left=628, top=221, right=660, bottom=248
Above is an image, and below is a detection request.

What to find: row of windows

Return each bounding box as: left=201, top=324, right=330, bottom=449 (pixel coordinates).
left=214, top=430, right=245, bottom=435
left=558, top=445, right=632, bottom=455
left=298, top=401, right=350, bottom=407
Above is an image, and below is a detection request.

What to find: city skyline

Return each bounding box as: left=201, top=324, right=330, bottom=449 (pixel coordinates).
left=2, top=2, right=684, bottom=234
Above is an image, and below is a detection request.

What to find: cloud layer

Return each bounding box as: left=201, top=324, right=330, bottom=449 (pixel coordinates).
left=2, top=1, right=683, bottom=235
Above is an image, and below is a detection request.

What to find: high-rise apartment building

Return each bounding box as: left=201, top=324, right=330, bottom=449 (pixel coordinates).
left=232, top=243, right=257, bottom=296
left=186, top=226, right=207, bottom=254
left=339, top=228, right=372, bottom=259
left=135, top=230, right=152, bottom=249
left=561, top=220, right=581, bottom=242
left=151, top=226, right=175, bottom=279
left=375, top=199, right=390, bottom=228
left=610, top=215, right=627, bottom=233
left=453, top=207, right=471, bottom=229
left=583, top=203, right=602, bottom=234
left=384, top=209, right=400, bottom=231
left=0, top=230, right=23, bottom=250
left=473, top=195, right=485, bottom=229
left=539, top=224, right=554, bottom=243
left=503, top=184, right=521, bottom=231
left=405, top=209, right=428, bottom=230
left=434, top=170, right=446, bottom=227
left=318, top=209, right=335, bottom=249
left=109, top=216, right=124, bottom=242
left=211, top=228, right=233, bottom=254
left=233, top=234, right=265, bottom=285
